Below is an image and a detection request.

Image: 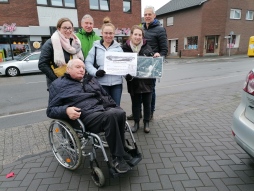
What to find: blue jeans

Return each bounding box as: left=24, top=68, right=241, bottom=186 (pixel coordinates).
left=102, top=84, right=123, bottom=106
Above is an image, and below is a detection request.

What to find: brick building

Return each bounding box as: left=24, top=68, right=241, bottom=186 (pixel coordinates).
left=156, top=0, right=254, bottom=57
left=0, top=0, right=141, bottom=62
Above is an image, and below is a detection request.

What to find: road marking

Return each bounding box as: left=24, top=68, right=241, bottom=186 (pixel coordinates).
left=0, top=108, right=46, bottom=119
left=26, top=81, right=46, bottom=84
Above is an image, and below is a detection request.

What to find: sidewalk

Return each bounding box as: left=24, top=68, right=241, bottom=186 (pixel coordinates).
left=1, top=81, right=254, bottom=191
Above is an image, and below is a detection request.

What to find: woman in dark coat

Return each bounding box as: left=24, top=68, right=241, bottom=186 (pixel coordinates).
left=122, top=25, right=157, bottom=133
left=38, top=17, right=84, bottom=88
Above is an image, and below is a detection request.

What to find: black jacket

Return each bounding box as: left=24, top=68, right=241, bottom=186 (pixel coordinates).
left=142, top=19, right=168, bottom=57
left=47, top=74, right=117, bottom=120
left=38, top=38, right=74, bottom=87
left=122, top=39, right=155, bottom=95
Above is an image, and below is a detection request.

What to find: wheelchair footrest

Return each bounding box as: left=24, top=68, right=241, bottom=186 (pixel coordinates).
left=127, top=153, right=142, bottom=167
left=109, top=167, right=120, bottom=178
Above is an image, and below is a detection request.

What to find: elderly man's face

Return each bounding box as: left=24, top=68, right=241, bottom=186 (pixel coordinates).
left=67, top=59, right=85, bottom=80
left=144, top=8, right=156, bottom=24
left=82, top=18, right=94, bottom=33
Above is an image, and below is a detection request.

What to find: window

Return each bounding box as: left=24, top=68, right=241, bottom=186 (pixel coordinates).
left=158, top=19, right=163, bottom=26
left=0, top=0, right=8, bottom=2
left=246, top=10, right=254, bottom=20
left=123, top=0, right=131, bottom=13
left=230, top=9, right=241, bottom=19
left=90, top=0, right=109, bottom=11
left=227, top=34, right=240, bottom=48
left=167, top=17, right=173, bottom=26
left=184, top=36, right=198, bottom=50
left=36, top=0, right=75, bottom=8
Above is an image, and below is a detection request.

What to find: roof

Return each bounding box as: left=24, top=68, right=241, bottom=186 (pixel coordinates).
left=156, top=0, right=208, bottom=16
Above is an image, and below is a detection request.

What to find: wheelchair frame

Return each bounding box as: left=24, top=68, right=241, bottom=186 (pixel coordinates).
left=48, top=118, right=142, bottom=187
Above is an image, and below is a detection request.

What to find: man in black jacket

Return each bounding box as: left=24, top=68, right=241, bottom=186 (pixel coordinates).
left=47, top=59, right=132, bottom=173
left=143, top=5, right=168, bottom=119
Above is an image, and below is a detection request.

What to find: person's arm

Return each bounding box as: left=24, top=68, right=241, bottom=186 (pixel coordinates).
left=85, top=46, right=99, bottom=76
left=38, top=40, right=58, bottom=82
left=157, top=27, right=168, bottom=57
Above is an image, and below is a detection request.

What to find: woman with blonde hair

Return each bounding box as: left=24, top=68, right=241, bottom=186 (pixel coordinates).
left=39, top=17, right=84, bottom=88
left=85, top=17, right=123, bottom=106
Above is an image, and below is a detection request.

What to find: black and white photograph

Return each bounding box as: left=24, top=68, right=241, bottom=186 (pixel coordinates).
left=136, top=56, right=163, bottom=78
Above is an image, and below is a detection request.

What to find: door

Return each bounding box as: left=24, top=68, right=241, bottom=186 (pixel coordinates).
left=22, top=53, right=40, bottom=73
left=170, top=40, right=176, bottom=53
left=206, top=37, right=215, bottom=53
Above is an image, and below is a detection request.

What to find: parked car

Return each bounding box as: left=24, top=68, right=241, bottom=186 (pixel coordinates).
left=0, top=51, right=41, bottom=77
left=232, top=69, right=254, bottom=158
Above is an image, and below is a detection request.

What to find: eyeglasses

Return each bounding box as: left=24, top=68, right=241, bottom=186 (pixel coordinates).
left=103, top=32, right=114, bottom=36
left=61, top=27, right=73, bottom=32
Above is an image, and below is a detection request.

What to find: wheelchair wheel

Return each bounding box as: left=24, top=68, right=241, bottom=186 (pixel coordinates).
left=91, top=167, right=105, bottom=187
left=49, top=120, right=82, bottom=170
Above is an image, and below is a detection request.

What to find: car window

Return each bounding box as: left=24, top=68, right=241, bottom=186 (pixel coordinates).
left=28, top=54, right=40, bottom=60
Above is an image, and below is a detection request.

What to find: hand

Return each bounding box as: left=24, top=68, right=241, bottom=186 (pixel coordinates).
left=66, top=107, right=81, bottom=120
left=96, top=70, right=106, bottom=77
left=153, top=53, right=160, bottom=57
left=125, top=74, right=133, bottom=81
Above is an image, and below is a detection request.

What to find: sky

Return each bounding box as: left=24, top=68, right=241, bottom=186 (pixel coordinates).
left=141, top=0, right=170, bottom=16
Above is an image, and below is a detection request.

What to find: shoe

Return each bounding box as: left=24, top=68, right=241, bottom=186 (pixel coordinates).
left=131, top=121, right=140, bottom=133
left=112, top=157, right=131, bottom=173
left=123, top=151, right=133, bottom=162
left=150, top=112, right=154, bottom=120
left=144, top=121, right=150, bottom=133
left=127, top=113, right=142, bottom=120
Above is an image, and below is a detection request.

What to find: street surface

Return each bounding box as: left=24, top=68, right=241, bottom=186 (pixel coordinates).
left=0, top=55, right=254, bottom=190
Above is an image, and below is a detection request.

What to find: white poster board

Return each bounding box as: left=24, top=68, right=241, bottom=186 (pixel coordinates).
left=104, top=52, right=137, bottom=76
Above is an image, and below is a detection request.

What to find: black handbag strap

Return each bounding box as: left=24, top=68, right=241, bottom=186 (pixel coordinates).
left=93, top=47, right=99, bottom=69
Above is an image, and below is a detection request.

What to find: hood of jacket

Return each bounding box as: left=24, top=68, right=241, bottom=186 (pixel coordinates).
left=77, top=28, right=96, bottom=38
left=143, top=19, right=161, bottom=29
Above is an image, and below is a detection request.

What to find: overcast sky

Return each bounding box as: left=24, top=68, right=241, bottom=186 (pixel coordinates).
left=141, top=0, right=170, bottom=16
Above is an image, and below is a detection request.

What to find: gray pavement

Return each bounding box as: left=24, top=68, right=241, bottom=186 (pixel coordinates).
left=1, top=78, right=254, bottom=190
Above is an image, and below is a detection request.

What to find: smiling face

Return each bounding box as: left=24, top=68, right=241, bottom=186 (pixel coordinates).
left=131, top=29, right=143, bottom=46
left=58, top=21, right=73, bottom=39
left=144, top=8, right=156, bottom=25
left=101, top=26, right=115, bottom=45
left=81, top=17, right=94, bottom=33
left=67, top=59, right=85, bottom=81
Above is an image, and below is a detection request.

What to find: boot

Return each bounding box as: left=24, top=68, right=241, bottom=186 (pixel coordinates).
left=150, top=112, right=154, bottom=121
left=144, top=121, right=150, bottom=133
left=131, top=121, right=139, bottom=133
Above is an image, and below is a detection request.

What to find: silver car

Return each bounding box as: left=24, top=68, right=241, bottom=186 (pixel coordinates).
left=232, top=68, right=254, bottom=158
left=0, top=51, right=41, bottom=77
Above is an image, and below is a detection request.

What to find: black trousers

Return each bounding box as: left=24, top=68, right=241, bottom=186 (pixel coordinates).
left=131, top=92, right=152, bottom=122
left=82, top=108, right=126, bottom=158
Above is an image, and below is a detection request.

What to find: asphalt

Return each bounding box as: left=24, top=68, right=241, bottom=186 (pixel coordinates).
left=1, top=55, right=254, bottom=191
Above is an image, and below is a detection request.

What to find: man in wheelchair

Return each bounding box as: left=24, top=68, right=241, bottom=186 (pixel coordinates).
left=47, top=59, right=132, bottom=174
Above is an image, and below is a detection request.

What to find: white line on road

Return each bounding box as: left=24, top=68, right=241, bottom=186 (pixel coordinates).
left=0, top=108, right=46, bottom=119
left=26, top=81, right=46, bottom=84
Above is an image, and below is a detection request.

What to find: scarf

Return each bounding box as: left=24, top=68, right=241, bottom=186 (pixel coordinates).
left=130, top=40, right=143, bottom=53
left=51, top=30, right=84, bottom=66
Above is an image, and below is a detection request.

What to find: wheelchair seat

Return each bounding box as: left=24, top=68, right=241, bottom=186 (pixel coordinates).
left=48, top=118, right=142, bottom=187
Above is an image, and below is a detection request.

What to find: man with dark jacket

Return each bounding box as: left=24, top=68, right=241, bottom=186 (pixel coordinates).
left=143, top=5, right=168, bottom=119
left=47, top=59, right=132, bottom=174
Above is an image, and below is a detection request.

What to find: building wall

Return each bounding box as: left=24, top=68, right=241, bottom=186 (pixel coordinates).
left=76, top=0, right=141, bottom=29
left=157, top=0, right=254, bottom=57
left=0, top=0, right=141, bottom=29
left=0, top=0, right=39, bottom=26
left=225, top=0, right=254, bottom=55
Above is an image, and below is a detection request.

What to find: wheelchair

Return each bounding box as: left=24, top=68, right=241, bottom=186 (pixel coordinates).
left=48, top=118, right=142, bottom=187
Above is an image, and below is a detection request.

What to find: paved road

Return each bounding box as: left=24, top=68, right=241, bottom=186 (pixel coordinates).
left=1, top=80, right=254, bottom=190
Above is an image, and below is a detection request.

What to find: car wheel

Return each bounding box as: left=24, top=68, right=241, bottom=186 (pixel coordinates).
left=6, top=67, right=20, bottom=77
